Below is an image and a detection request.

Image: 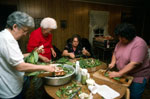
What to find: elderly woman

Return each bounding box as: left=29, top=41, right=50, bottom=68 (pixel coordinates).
left=108, top=23, right=150, bottom=99
left=0, top=11, right=56, bottom=99
left=27, top=17, right=57, bottom=62
left=62, top=34, right=91, bottom=59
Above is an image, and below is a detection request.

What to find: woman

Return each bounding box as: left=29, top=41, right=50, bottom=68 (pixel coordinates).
left=108, top=23, right=150, bottom=99
left=27, top=17, right=57, bottom=63
left=0, top=11, right=55, bottom=99
left=62, top=34, right=91, bottom=59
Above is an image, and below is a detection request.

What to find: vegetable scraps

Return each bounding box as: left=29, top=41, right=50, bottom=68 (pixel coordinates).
left=56, top=81, right=81, bottom=98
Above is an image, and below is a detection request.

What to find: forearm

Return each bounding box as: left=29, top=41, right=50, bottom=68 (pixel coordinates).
left=23, top=53, right=30, bottom=58
left=62, top=50, right=70, bottom=56
left=119, top=62, right=138, bottom=76
left=51, top=48, right=54, bottom=52
left=39, top=54, right=44, bottom=59
left=15, top=62, right=48, bottom=72
left=110, top=54, right=116, bottom=65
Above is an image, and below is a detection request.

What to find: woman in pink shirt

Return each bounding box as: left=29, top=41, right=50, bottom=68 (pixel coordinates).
left=108, top=23, right=150, bottom=99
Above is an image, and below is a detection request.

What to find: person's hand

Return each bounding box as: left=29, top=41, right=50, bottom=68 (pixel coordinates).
left=52, top=50, right=57, bottom=58
left=109, top=71, right=122, bottom=78
left=46, top=65, right=56, bottom=72
left=108, top=63, right=115, bottom=69
left=69, top=53, right=75, bottom=59
left=35, top=45, right=45, bottom=54
left=40, top=56, right=50, bottom=63
left=36, top=49, right=44, bottom=54
left=82, top=47, right=89, bottom=56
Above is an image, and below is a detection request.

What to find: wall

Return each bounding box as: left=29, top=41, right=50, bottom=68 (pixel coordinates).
left=0, top=0, right=138, bottom=52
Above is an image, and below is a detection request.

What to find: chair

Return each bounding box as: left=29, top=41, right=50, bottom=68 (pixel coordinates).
left=125, top=88, right=130, bottom=99
left=81, top=38, right=94, bottom=58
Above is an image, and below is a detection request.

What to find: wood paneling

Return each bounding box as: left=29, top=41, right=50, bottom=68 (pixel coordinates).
left=0, top=0, right=136, bottom=52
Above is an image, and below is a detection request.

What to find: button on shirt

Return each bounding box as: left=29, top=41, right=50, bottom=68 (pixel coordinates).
left=0, top=29, right=24, bottom=98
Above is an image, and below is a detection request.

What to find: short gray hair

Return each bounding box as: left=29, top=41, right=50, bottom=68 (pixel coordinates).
left=40, top=17, right=57, bottom=29
left=6, top=11, right=35, bottom=29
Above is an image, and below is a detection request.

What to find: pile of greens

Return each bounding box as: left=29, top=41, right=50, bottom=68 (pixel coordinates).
left=56, top=81, right=81, bottom=98
left=55, top=57, right=69, bottom=64
left=55, top=57, right=76, bottom=66
left=79, top=58, right=101, bottom=68
left=57, top=65, right=73, bottom=75
left=24, top=51, right=39, bottom=64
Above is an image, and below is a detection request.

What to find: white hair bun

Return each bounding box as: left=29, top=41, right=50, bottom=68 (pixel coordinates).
left=40, top=17, right=57, bottom=29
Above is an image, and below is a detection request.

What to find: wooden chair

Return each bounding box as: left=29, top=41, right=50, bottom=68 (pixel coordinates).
left=125, top=88, right=130, bottom=99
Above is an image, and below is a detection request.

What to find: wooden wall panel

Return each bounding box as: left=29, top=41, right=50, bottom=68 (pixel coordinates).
left=0, top=0, right=134, bottom=52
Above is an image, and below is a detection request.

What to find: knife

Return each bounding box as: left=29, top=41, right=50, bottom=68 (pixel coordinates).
left=104, top=67, right=111, bottom=74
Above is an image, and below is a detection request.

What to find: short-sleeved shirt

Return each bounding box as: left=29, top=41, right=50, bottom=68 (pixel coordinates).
left=0, top=29, right=24, bottom=98
left=114, top=36, right=150, bottom=83
left=27, top=27, right=53, bottom=60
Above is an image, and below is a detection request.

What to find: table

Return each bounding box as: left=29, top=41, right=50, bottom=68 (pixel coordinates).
left=44, top=73, right=128, bottom=99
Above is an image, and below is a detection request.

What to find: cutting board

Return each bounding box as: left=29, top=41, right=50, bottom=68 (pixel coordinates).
left=93, top=69, right=133, bottom=87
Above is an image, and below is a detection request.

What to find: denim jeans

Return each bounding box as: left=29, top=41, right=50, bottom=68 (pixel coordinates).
left=129, top=78, right=147, bottom=99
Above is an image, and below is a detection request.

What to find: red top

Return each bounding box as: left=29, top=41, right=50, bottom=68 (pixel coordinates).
left=27, top=27, right=53, bottom=60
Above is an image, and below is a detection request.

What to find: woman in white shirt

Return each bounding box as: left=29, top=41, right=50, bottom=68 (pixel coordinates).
left=0, top=11, right=55, bottom=99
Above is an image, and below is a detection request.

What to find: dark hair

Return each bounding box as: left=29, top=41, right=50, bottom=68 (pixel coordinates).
left=114, top=23, right=136, bottom=41
left=71, top=34, right=81, bottom=43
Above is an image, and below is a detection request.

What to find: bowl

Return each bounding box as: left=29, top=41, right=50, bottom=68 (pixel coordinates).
left=44, top=65, right=75, bottom=86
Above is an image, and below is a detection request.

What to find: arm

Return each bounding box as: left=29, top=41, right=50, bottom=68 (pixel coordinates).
left=109, top=53, right=116, bottom=68
left=51, top=48, right=56, bottom=57
left=15, top=62, right=55, bottom=72
left=23, top=53, right=30, bottom=58
left=62, top=50, right=75, bottom=59
left=109, top=62, right=140, bottom=78
left=39, top=54, right=50, bottom=63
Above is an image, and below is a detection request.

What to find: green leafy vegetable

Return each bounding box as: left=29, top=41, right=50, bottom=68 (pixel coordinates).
left=55, top=82, right=81, bottom=98
left=56, top=57, right=69, bottom=64
left=57, top=65, right=73, bottom=75
left=56, top=90, right=62, bottom=98
left=113, top=77, right=120, bottom=81
left=65, top=61, right=75, bottom=66
left=104, top=73, right=120, bottom=81
left=79, top=58, right=101, bottom=68
left=24, top=50, right=39, bottom=64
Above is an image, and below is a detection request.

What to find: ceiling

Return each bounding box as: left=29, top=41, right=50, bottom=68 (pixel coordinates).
left=71, top=0, right=145, bottom=7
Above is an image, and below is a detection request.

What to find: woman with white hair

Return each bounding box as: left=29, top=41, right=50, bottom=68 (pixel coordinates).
left=27, top=17, right=57, bottom=62
left=0, top=11, right=56, bottom=98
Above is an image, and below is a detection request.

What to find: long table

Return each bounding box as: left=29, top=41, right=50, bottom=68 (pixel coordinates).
left=44, top=61, right=129, bottom=99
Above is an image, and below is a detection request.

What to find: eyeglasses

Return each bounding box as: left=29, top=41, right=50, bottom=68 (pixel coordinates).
left=21, top=28, right=28, bottom=34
